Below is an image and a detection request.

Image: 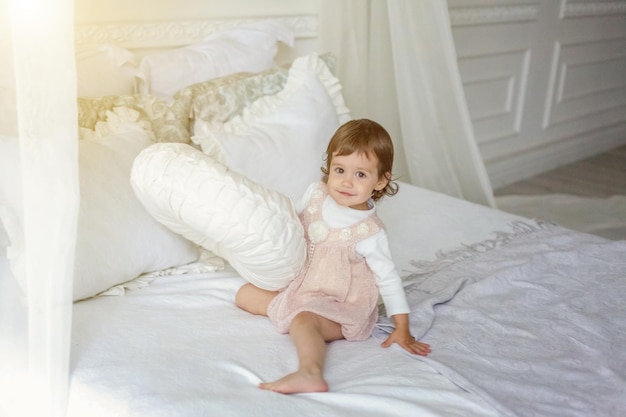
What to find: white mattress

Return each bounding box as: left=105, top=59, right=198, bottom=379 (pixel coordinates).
left=66, top=182, right=526, bottom=417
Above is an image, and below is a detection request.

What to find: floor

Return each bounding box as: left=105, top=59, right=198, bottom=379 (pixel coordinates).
left=493, top=144, right=626, bottom=241
left=494, top=144, right=626, bottom=198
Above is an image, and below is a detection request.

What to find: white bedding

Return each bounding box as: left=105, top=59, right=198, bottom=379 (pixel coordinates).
left=66, top=182, right=525, bottom=417
left=68, top=271, right=499, bottom=417
left=64, top=182, right=626, bottom=416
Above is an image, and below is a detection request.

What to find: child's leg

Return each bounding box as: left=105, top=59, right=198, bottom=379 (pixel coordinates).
left=259, top=311, right=343, bottom=394
left=235, top=283, right=278, bottom=316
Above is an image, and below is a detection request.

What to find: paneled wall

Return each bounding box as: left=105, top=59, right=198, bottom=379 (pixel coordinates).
left=449, top=0, right=626, bottom=188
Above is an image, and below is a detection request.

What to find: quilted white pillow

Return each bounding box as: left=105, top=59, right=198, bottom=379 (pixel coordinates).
left=137, top=20, right=295, bottom=100
left=192, top=53, right=351, bottom=202
left=130, top=142, right=306, bottom=291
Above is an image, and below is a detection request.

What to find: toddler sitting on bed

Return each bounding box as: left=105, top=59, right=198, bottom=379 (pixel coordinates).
left=236, top=119, right=430, bottom=394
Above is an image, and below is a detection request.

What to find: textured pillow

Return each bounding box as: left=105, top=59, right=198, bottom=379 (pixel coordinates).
left=130, top=142, right=306, bottom=291
left=176, top=64, right=290, bottom=134
left=75, top=66, right=288, bottom=145
left=192, top=53, right=351, bottom=202
left=0, top=126, right=199, bottom=301
left=77, top=94, right=191, bottom=144
left=137, top=20, right=295, bottom=100
left=76, top=44, right=137, bottom=97
left=75, top=54, right=337, bottom=146
left=176, top=53, right=337, bottom=136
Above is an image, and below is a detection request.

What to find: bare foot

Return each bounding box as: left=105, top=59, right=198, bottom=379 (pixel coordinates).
left=259, top=370, right=329, bottom=394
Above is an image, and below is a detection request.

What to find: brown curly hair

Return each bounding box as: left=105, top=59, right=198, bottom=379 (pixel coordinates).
left=321, top=119, right=399, bottom=201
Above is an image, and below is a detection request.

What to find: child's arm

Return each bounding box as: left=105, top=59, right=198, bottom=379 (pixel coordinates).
left=380, top=313, right=431, bottom=356
left=358, top=232, right=430, bottom=355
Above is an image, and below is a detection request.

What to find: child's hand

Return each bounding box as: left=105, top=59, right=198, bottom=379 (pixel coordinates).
left=381, top=328, right=431, bottom=355
left=380, top=314, right=431, bottom=355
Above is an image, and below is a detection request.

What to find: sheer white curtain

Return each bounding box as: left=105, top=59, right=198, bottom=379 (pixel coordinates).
left=0, top=0, right=78, bottom=416
left=318, top=0, right=495, bottom=207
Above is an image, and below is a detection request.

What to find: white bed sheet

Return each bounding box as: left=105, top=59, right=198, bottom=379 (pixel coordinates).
left=67, top=183, right=524, bottom=417
left=68, top=271, right=500, bottom=417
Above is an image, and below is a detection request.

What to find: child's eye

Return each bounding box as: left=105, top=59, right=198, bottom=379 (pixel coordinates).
left=334, top=167, right=344, bottom=174
left=356, top=171, right=366, bottom=179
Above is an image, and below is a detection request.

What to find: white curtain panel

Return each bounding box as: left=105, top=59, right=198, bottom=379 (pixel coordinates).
left=319, top=0, right=495, bottom=207
left=0, top=1, right=78, bottom=416
left=317, top=0, right=410, bottom=181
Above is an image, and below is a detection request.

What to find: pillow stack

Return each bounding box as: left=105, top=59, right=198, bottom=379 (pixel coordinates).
left=130, top=53, right=352, bottom=291
left=2, top=49, right=353, bottom=300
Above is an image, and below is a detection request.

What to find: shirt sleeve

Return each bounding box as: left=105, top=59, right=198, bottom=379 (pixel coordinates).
left=356, top=231, right=410, bottom=316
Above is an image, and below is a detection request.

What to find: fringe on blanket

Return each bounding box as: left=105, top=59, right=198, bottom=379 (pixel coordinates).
left=404, top=219, right=554, bottom=281
left=378, top=219, right=554, bottom=323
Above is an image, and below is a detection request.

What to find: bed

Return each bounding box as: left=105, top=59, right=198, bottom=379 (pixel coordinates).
left=1, top=9, right=626, bottom=417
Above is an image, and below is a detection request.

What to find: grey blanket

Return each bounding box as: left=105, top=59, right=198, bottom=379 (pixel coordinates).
left=376, top=223, right=626, bottom=417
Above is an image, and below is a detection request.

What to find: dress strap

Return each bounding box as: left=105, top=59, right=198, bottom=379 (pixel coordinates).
left=301, top=182, right=327, bottom=224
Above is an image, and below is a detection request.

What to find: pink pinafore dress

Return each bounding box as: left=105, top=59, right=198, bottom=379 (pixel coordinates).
left=266, top=183, right=384, bottom=341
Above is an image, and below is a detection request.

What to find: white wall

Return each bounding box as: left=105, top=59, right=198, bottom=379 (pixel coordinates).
left=449, top=0, right=626, bottom=188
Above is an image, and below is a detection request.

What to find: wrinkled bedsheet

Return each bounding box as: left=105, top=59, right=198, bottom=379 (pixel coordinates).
left=377, top=224, right=626, bottom=417
left=68, top=273, right=499, bottom=417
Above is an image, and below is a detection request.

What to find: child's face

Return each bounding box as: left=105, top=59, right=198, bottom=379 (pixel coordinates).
left=326, top=151, right=389, bottom=210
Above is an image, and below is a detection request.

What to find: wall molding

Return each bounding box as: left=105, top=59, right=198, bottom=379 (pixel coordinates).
left=458, top=48, right=530, bottom=145
left=562, top=1, right=626, bottom=18
left=543, top=37, right=626, bottom=128
left=75, top=15, right=318, bottom=48
left=449, top=5, right=539, bottom=26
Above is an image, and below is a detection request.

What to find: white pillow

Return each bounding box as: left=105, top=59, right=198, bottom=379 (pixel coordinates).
left=130, top=142, right=306, bottom=291
left=137, top=20, right=295, bottom=100
left=0, top=127, right=199, bottom=301
left=192, top=53, right=351, bottom=202
left=75, top=44, right=137, bottom=97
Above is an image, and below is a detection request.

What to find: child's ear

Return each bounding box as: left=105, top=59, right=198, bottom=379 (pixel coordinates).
left=375, top=172, right=391, bottom=191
